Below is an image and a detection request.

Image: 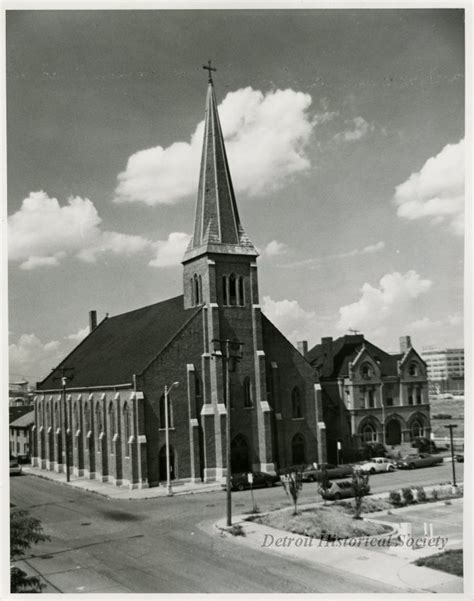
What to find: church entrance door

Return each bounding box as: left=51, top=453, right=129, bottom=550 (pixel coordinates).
left=385, top=419, right=402, bottom=446
left=231, top=434, right=250, bottom=473
left=159, top=445, right=176, bottom=481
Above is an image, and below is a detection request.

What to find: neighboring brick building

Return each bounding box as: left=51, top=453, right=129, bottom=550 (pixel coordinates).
left=303, top=334, right=431, bottom=462
left=32, top=73, right=326, bottom=488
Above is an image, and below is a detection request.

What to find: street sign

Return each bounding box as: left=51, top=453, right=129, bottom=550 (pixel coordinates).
left=247, top=472, right=253, bottom=484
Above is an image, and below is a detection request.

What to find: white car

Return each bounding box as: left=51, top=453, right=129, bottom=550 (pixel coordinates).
left=356, top=457, right=397, bottom=474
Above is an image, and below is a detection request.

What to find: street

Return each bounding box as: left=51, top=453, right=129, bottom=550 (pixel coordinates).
left=10, top=462, right=462, bottom=594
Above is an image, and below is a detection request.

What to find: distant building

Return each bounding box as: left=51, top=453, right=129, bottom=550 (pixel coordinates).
left=9, top=380, right=34, bottom=406
left=10, top=409, right=35, bottom=460
left=420, top=347, right=464, bottom=395
left=302, top=334, right=431, bottom=462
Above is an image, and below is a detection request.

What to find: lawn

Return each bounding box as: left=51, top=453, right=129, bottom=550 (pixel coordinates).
left=250, top=504, right=392, bottom=539
left=415, top=549, right=463, bottom=577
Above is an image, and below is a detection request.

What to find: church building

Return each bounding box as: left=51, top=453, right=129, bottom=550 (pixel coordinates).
left=32, top=70, right=326, bottom=489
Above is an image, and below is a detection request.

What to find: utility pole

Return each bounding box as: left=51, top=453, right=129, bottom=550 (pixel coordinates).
left=52, top=366, right=74, bottom=482
left=444, top=424, right=458, bottom=488
left=212, top=338, right=243, bottom=527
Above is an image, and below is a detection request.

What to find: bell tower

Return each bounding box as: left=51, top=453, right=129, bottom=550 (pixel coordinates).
left=182, top=63, right=275, bottom=480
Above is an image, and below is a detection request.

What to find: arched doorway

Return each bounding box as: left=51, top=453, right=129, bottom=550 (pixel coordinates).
left=231, top=434, right=250, bottom=473
left=385, top=419, right=402, bottom=445
left=159, top=445, right=176, bottom=481
left=292, top=433, right=305, bottom=465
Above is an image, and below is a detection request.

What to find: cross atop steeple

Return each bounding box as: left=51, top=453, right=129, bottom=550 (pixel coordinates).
left=202, top=60, right=217, bottom=83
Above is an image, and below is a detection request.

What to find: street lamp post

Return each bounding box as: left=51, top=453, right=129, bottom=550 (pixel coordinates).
left=52, top=366, right=74, bottom=482
left=164, top=381, right=179, bottom=496
left=444, top=424, right=458, bottom=488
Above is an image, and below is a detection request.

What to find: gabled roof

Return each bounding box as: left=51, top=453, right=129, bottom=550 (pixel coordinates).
left=307, top=335, right=403, bottom=378
left=183, top=78, right=257, bottom=262
left=10, top=409, right=35, bottom=428
left=38, top=296, right=202, bottom=390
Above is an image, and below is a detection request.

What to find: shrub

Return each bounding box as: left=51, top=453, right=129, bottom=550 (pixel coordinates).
left=415, top=486, right=427, bottom=503
left=431, top=488, right=439, bottom=501
left=389, top=490, right=402, bottom=506
left=402, top=487, right=414, bottom=504
left=227, top=524, right=245, bottom=537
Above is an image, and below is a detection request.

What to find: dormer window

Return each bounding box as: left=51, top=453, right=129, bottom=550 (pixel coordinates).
left=360, top=362, right=372, bottom=379
left=408, top=362, right=418, bottom=377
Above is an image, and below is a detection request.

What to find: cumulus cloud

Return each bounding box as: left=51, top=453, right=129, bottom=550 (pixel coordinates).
left=114, top=87, right=315, bottom=206
left=9, top=333, right=64, bottom=382
left=261, top=295, right=316, bottom=344
left=280, top=241, right=385, bottom=268
left=337, top=271, right=432, bottom=335
left=259, top=240, right=288, bottom=259
left=66, top=326, right=89, bottom=341
left=394, top=139, right=465, bottom=235
left=149, top=232, right=191, bottom=268
left=8, top=191, right=151, bottom=269
left=334, top=116, right=375, bottom=142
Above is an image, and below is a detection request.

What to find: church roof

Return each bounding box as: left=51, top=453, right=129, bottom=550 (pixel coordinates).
left=307, top=335, right=403, bottom=378
left=183, top=74, right=257, bottom=262
left=37, top=296, right=202, bottom=390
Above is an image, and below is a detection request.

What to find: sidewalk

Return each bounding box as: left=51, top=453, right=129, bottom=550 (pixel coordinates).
left=215, top=501, right=463, bottom=593
left=22, top=466, right=223, bottom=499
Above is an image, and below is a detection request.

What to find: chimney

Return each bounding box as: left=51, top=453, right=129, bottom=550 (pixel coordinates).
left=89, top=310, right=97, bottom=333
left=321, top=336, right=334, bottom=377
left=399, top=335, right=412, bottom=353
left=297, top=340, right=308, bottom=357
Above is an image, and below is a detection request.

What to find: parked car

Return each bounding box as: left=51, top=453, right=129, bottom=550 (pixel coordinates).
left=320, top=479, right=370, bottom=501
left=455, top=454, right=464, bottom=463
left=355, top=457, right=397, bottom=474
left=229, top=471, right=280, bottom=491
left=396, top=453, right=443, bottom=469
left=9, top=456, right=22, bottom=476
left=301, top=462, right=353, bottom=482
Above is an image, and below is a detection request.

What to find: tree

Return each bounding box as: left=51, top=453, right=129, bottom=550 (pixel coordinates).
left=281, top=468, right=303, bottom=515
left=351, top=469, right=370, bottom=519
left=10, top=509, right=50, bottom=593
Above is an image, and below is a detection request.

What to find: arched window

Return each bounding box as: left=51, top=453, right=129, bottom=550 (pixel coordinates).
left=190, top=278, right=195, bottom=306
left=416, top=387, right=423, bottom=404
left=95, top=402, right=103, bottom=439
left=292, top=433, right=305, bottom=465
left=411, top=419, right=424, bottom=439
left=54, top=403, right=60, bottom=431
left=222, top=276, right=228, bottom=305
left=123, top=402, right=131, bottom=442
left=229, top=273, right=237, bottom=306
left=38, top=402, right=43, bottom=428
left=291, top=387, right=303, bottom=418
left=73, top=403, right=79, bottom=431
left=84, top=402, right=90, bottom=433
left=159, top=393, right=173, bottom=429
left=361, top=423, right=376, bottom=443
left=243, top=377, right=253, bottom=407
left=108, top=403, right=115, bottom=454
left=409, top=362, right=418, bottom=377
left=45, top=401, right=50, bottom=429
left=193, top=274, right=200, bottom=305
left=238, top=277, right=244, bottom=306
left=198, top=275, right=202, bottom=304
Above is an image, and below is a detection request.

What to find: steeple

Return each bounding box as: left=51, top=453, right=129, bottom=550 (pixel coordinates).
left=183, top=64, right=258, bottom=263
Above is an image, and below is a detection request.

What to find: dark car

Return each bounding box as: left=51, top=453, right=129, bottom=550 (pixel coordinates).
left=302, top=463, right=353, bottom=482
left=396, top=453, right=443, bottom=469
left=320, top=479, right=370, bottom=501
left=229, top=471, right=280, bottom=491
left=455, top=454, right=464, bottom=463
left=9, top=456, right=22, bottom=476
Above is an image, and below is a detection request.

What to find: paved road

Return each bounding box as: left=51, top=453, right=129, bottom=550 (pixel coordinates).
left=10, top=462, right=461, bottom=594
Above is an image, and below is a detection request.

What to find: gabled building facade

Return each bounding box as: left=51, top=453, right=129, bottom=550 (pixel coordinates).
left=304, top=334, right=430, bottom=462
left=31, top=72, right=326, bottom=488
